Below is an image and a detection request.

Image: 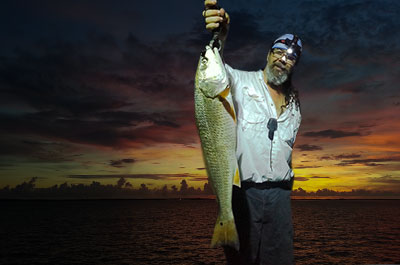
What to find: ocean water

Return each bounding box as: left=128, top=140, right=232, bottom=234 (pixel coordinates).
left=0, top=199, right=399, bottom=265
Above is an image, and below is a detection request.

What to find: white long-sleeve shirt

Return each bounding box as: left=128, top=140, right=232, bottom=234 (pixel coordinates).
left=225, top=64, right=302, bottom=183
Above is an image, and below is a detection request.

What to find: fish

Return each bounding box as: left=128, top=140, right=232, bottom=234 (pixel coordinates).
left=194, top=44, right=240, bottom=250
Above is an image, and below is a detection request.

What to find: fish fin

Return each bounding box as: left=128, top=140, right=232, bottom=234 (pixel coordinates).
left=218, top=86, right=237, bottom=123
left=233, top=167, right=241, bottom=187
left=210, top=216, right=239, bottom=251
left=218, top=84, right=230, bottom=99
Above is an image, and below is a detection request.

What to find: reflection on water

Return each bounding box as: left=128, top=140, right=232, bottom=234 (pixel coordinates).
left=1, top=199, right=399, bottom=265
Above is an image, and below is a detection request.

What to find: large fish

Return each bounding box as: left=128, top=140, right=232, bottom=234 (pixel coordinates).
left=194, top=44, right=239, bottom=250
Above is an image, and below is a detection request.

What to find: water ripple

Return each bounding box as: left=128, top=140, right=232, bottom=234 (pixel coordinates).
left=0, top=199, right=399, bottom=265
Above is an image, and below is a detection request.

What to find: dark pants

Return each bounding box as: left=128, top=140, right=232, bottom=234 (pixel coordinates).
left=224, top=184, right=294, bottom=265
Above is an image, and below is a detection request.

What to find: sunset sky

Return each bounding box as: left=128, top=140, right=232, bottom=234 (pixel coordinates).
left=1, top=0, right=399, bottom=194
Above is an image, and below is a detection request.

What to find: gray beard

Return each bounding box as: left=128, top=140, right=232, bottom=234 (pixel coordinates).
left=266, top=64, right=288, bottom=86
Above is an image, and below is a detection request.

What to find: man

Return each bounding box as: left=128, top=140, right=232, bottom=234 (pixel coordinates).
left=202, top=1, right=302, bottom=264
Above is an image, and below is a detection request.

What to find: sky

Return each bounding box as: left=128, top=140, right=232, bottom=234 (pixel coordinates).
left=0, top=0, right=399, bottom=194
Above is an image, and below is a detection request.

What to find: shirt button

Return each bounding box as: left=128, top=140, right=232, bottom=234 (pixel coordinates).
left=271, top=104, right=273, bottom=106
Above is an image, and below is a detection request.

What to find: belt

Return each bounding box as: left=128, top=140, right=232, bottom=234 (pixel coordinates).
left=241, top=177, right=294, bottom=190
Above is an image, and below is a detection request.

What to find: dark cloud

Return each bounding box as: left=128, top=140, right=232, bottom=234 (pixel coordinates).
left=295, top=165, right=322, bottom=169
left=222, top=10, right=272, bottom=70
left=295, top=177, right=309, bottom=181
left=188, top=177, right=208, bottom=182
left=297, top=144, right=323, bottom=151
left=319, top=153, right=362, bottom=161
left=303, top=130, right=361, bottom=138
left=357, top=123, right=377, bottom=129
left=109, top=158, right=136, bottom=168
left=67, top=174, right=163, bottom=180
left=1, top=0, right=400, bottom=189
left=0, top=163, right=15, bottom=168
left=0, top=136, right=81, bottom=162
left=367, top=175, right=400, bottom=184
left=0, top=29, right=200, bottom=149
left=336, top=157, right=400, bottom=167
left=67, top=173, right=204, bottom=180
left=320, top=156, right=332, bottom=160
left=294, top=175, right=330, bottom=182
left=0, top=111, right=185, bottom=148
left=334, top=154, right=361, bottom=159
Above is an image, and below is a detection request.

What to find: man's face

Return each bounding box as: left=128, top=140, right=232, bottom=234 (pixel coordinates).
left=266, top=48, right=297, bottom=86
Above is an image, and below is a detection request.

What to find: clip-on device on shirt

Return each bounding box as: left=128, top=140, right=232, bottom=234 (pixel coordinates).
left=268, top=118, right=278, bottom=141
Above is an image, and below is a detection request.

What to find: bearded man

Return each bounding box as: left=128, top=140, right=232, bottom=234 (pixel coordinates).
left=202, top=1, right=302, bottom=264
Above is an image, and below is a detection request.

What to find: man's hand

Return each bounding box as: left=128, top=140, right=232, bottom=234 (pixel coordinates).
left=203, top=0, right=230, bottom=42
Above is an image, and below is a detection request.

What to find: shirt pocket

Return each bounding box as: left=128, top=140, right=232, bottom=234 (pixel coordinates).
left=278, top=122, right=295, bottom=149
left=240, top=86, right=267, bottom=131
left=276, top=125, right=294, bottom=168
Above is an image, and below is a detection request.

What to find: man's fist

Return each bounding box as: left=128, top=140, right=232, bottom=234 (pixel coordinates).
left=203, top=0, right=230, bottom=37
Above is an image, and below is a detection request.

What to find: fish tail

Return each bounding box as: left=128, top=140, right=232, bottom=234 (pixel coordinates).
left=210, top=215, right=239, bottom=250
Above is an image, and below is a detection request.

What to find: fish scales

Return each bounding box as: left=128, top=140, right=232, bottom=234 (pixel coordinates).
left=194, top=45, right=239, bottom=250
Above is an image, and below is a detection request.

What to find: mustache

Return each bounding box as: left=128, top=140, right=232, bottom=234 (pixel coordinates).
left=273, top=62, right=288, bottom=73
left=274, top=61, right=285, bottom=68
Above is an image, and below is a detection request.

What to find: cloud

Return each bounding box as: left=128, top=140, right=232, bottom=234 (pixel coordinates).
left=294, top=175, right=330, bottom=182
left=0, top=163, right=15, bottom=168
left=367, top=175, right=400, bottom=184
left=334, top=154, right=362, bottom=159
left=319, top=153, right=362, bottom=160
left=188, top=177, right=208, bottom=182
left=109, top=158, right=136, bottom=168
left=2, top=0, right=400, bottom=190
left=303, top=129, right=361, bottom=138
left=336, top=157, right=400, bottom=167
left=67, top=173, right=205, bottom=180
left=296, top=144, right=323, bottom=151
left=0, top=30, right=202, bottom=149
left=319, top=156, right=332, bottom=160
left=295, top=177, right=309, bottom=181
left=0, top=136, right=81, bottom=162
left=295, top=165, right=322, bottom=169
